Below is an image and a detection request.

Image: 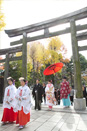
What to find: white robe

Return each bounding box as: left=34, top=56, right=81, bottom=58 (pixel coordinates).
left=3, top=84, right=17, bottom=109
left=14, top=85, right=31, bottom=114
left=45, top=84, right=54, bottom=106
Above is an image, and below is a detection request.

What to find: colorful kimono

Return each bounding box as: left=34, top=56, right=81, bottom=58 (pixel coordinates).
left=60, top=81, right=71, bottom=107
left=1, top=85, right=17, bottom=122
left=45, top=84, right=55, bottom=108
left=14, top=85, right=31, bottom=126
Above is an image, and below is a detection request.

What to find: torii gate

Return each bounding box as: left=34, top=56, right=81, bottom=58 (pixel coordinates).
left=0, top=46, right=22, bottom=102
left=3, top=7, right=87, bottom=110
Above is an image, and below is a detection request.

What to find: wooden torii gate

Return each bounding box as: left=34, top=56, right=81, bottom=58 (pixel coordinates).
left=4, top=7, right=87, bottom=109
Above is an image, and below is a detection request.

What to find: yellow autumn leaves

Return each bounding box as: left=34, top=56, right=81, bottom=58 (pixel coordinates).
left=26, top=37, right=67, bottom=72
left=16, top=36, right=66, bottom=73
left=48, top=36, right=63, bottom=51
left=0, top=0, right=5, bottom=31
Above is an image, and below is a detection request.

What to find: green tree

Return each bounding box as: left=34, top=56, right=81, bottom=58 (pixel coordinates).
left=79, top=53, right=87, bottom=71
left=9, top=61, right=22, bottom=87
left=62, top=58, right=74, bottom=86
left=62, top=54, right=87, bottom=86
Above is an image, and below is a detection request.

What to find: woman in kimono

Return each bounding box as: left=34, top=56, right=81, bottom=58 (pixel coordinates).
left=14, top=77, right=31, bottom=129
left=45, top=80, right=55, bottom=110
left=1, top=77, right=17, bottom=125
left=60, top=77, right=71, bottom=107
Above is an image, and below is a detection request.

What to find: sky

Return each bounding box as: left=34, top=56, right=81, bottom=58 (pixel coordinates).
left=0, top=0, right=87, bottom=59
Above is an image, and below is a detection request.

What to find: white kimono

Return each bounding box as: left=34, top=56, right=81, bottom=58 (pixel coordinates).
left=3, top=84, right=17, bottom=109
left=45, top=84, right=54, bottom=106
left=14, top=85, right=31, bottom=114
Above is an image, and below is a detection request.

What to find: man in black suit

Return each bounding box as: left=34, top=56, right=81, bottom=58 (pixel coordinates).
left=32, top=79, right=43, bottom=110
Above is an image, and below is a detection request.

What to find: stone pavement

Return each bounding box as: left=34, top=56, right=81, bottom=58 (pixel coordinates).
left=0, top=104, right=87, bottom=131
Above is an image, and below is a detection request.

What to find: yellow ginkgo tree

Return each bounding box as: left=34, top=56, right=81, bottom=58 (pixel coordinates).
left=28, top=42, right=45, bottom=72
left=0, top=0, right=5, bottom=31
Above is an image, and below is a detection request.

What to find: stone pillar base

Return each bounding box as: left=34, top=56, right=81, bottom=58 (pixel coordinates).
left=74, top=98, right=86, bottom=110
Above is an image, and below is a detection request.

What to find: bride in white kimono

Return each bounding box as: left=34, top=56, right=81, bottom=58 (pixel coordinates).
left=45, top=80, right=55, bottom=110
left=14, top=77, right=31, bottom=129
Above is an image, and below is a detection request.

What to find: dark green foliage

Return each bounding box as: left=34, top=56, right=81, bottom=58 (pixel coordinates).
left=79, top=53, right=87, bottom=71
left=63, top=58, right=74, bottom=86
left=9, top=61, right=22, bottom=88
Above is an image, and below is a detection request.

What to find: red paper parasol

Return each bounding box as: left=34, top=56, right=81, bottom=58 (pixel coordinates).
left=43, top=62, right=63, bottom=75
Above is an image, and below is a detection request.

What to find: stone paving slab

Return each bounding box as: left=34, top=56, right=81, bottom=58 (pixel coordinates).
left=0, top=105, right=87, bottom=131
left=41, top=105, right=87, bottom=114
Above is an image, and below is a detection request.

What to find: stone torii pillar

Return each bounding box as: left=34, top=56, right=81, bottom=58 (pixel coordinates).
left=4, top=53, right=9, bottom=92
left=70, top=19, right=86, bottom=110
left=22, top=32, right=27, bottom=80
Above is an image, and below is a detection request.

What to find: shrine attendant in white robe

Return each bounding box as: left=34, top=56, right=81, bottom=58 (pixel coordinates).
left=1, top=77, right=17, bottom=124
left=14, top=77, right=31, bottom=129
left=45, top=80, right=54, bottom=110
